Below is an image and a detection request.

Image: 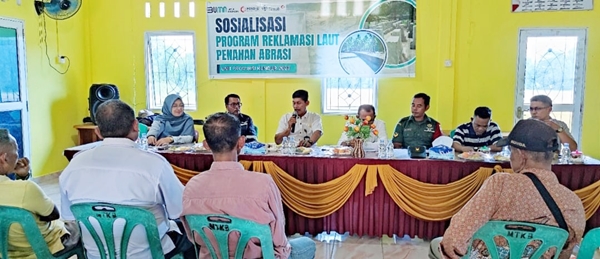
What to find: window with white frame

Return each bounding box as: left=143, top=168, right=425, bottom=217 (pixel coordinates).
left=321, top=77, right=377, bottom=114
left=514, top=29, right=587, bottom=144
left=145, top=32, right=197, bottom=110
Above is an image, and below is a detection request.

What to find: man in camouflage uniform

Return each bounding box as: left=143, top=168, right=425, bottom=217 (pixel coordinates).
left=392, top=93, right=443, bottom=149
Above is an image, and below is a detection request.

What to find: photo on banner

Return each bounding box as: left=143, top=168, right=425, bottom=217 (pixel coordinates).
left=206, top=0, right=417, bottom=78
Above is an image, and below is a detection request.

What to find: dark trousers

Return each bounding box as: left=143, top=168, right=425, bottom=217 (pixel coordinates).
left=165, top=219, right=197, bottom=259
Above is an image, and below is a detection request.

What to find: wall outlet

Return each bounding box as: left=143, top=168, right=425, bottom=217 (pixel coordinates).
left=56, top=56, right=66, bottom=64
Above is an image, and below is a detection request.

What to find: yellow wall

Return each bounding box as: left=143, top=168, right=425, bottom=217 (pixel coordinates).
left=453, top=0, right=600, bottom=156
left=84, top=0, right=600, bottom=158
left=5, top=0, right=597, bottom=176
left=85, top=0, right=451, bottom=145
left=0, top=1, right=88, bottom=176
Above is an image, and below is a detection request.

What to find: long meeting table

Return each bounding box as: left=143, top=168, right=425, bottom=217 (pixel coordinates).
left=64, top=142, right=600, bottom=239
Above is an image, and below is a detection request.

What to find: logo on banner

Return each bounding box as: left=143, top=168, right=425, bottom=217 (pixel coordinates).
left=207, top=6, right=238, bottom=13
left=240, top=4, right=286, bottom=13
left=262, top=5, right=285, bottom=11
left=240, top=6, right=261, bottom=13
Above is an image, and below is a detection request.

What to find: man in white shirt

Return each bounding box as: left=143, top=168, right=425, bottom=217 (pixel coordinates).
left=337, top=104, right=387, bottom=150
left=59, top=100, right=195, bottom=259
left=274, top=90, right=323, bottom=147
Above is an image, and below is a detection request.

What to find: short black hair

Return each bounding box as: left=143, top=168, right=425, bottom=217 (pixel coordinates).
left=474, top=106, right=492, bottom=119
left=413, top=93, right=430, bottom=106
left=225, top=93, right=241, bottom=105
left=203, top=112, right=241, bottom=153
left=292, top=90, right=309, bottom=102
left=358, top=104, right=376, bottom=116
left=95, top=100, right=136, bottom=138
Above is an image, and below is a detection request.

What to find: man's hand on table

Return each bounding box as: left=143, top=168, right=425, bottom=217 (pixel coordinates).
left=298, top=140, right=313, bottom=147
left=460, top=146, right=475, bottom=152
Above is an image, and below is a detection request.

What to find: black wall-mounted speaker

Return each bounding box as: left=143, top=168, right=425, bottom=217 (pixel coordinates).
left=88, top=84, right=119, bottom=124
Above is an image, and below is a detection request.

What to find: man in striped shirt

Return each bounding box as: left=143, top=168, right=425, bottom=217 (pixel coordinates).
left=452, top=107, right=503, bottom=152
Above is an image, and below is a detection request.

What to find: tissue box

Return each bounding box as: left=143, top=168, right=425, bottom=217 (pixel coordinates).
left=428, top=150, right=455, bottom=160
left=241, top=141, right=267, bottom=155
left=428, top=145, right=454, bottom=160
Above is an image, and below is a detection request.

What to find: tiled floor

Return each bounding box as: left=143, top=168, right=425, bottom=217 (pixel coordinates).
left=37, top=175, right=431, bottom=259
left=313, top=234, right=430, bottom=258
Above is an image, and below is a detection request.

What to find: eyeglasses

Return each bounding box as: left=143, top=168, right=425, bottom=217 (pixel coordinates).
left=529, top=106, right=549, bottom=112
left=172, top=104, right=185, bottom=108
left=228, top=102, right=242, bottom=107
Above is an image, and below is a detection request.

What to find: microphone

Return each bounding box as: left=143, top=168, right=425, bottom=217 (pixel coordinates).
left=291, top=112, right=297, bottom=133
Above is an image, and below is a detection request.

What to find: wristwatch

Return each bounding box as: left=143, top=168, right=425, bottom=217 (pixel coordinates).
left=15, top=171, right=31, bottom=180
left=556, top=127, right=564, bottom=133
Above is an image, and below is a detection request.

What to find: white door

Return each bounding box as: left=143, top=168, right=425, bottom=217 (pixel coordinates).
left=515, top=28, right=587, bottom=144
left=0, top=18, right=30, bottom=159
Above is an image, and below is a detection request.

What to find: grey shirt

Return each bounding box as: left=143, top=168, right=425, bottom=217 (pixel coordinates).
left=552, top=118, right=575, bottom=144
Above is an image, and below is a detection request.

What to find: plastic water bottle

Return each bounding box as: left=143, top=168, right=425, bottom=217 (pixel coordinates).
left=289, top=137, right=296, bottom=155
left=139, top=133, right=148, bottom=150
left=559, top=143, right=572, bottom=164
left=378, top=139, right=387, bottom=158
left=386, top=142, right=394, bottom=159
left=501, top=145, right=511, bottom=157
left=281, top=137, right=289, bottom=154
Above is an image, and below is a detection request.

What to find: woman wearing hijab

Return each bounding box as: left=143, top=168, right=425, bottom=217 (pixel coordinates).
left=147, top=94, right=195, bottom=146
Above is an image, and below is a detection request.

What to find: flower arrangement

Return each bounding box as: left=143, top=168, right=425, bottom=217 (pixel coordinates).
left=343, top=115, right=378, bottom=139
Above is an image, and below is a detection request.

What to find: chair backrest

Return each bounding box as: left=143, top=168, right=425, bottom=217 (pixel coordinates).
left=0, top=205, right=78, bottom=259
left=253, top=125, right=258, bottom=137
left=139, top=122, right=149, bottom=137
left=193, top=130, right=199, bottom=143
left=577, top=227, right=600, bottom=258
left=184, top=214, right=275, bottom=259
left=462, top=220, right=569, bottom=259
left=449, top=129, right=456, bottom=138
left=70, top=203, right=166, bottom=259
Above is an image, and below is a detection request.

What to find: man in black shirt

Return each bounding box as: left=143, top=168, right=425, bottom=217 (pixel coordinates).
left=225, top=94, right=257, bottom=142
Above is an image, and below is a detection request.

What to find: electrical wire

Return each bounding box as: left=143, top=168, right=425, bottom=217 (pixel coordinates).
left=41, top=15, right=70, bottom=74
left=131, top=8, right=137, bottom=110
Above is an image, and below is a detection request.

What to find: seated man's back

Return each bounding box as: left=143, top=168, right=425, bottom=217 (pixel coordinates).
left=59, top=100, right=190, bottom=259
left=182, top=162, right=289, bottom=258
left=442, top=170, right=584, bottom=258
left=60, top=139, right=185, bottom=259
left=434, top=120, right=585, bottom=259
left=183, top=112, right=315, bottom=259
left=0, top=178, right=67, bottom=258
left=0, top=128, right=80, bottom=258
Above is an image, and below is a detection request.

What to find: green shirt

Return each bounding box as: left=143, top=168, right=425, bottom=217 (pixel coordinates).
left=392, top=114, right=442, bottom=148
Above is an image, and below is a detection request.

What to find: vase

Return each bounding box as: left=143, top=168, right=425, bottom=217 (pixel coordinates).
left=351, top=138, right=365, bottom=158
